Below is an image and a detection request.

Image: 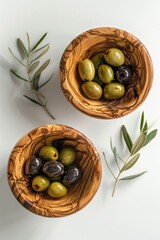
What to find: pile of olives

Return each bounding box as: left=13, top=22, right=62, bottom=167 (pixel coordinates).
left=25, top=144, right=82, bottom=198
left=78, top=48, right=132, bottom=100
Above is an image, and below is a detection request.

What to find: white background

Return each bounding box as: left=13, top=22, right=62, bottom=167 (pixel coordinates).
left=0, top=0, right=160, bottom=239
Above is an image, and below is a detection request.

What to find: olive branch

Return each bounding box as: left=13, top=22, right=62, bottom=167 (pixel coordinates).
left=103, top=112, right=158, bottom=197
left=9, top=33, right=55, bottom=120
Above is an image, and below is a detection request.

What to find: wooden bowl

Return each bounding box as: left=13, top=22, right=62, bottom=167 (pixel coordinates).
left=8, top=124, right=102, bottom=217
left=60, top=27, right=153, bottom=119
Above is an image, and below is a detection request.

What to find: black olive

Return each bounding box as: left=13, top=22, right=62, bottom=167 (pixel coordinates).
left=25, top=155, right=43, bottom=177
left=115, top=65, right=132, bottom=85
left=42, top=161, right=64, bottom=178
left=63, top=165, right=82, bottom=187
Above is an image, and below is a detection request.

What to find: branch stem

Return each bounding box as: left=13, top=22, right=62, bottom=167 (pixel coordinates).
left=103, top=152, right=116, bottom=180
left=112, top=172, right=121, bottom=197
left=36, top=94, right=55, bottom=120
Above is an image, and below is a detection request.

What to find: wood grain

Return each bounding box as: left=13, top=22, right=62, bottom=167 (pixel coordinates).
left=60, top=27, right=153, bottom=119
left=8, top=125, right=102, bottom=217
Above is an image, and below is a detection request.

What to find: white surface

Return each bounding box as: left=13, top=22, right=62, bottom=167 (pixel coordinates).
left=0, top=0, right=160, bottom=239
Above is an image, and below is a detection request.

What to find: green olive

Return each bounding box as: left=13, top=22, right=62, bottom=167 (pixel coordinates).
left=78, top=59, right=95, bottom=81
left=90, top=52, right=104, bottom=69
left=82, top=81, right=102, bottom=100
left=104, top=48, right=125, bottom=67
left=98, top=64, right=114, bottom=83
left=32, top=175, right=50, bottom=192
left=103, top=82, right=125, bottom=100
left=59, top=146, right=76, bottom=166
left=39, top=146, right=58, bottom=161
left=47, top=182, right=67, bottom=198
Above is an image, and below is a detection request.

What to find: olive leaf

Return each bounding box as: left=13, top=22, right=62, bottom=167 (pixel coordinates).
left=142, top=121, right=148, bottom=135
left=31, top=46, right=49, bottom=62
left=33, top=59, right=50, bottom=79
left=28, top=61, right=40, bottom=73
left=110, top=138, right=120, bottom=169
left=10, top=69, right=29, bottom=82
left=32, top=74, right=41, bottom=90
left=32, top=89, right=47, bottom=106
left=103, top=152, right=116, bottom=180
left=122, top=125, right=133, bottom=152
left=144, top=129, right=158, bottom=146
left=113, top=147, right=120, bottom=170
left=9, top=48, right=26, bottom=68
left=119, top=171, right=147, bottom=180
left=110, top=137, right=124, bottom=163
left=39, top=73, right=53, bottom=89
left=131, top=134, right=146, bottom=155
left=17, top=38, right=29, bottom=59
left=110, top=137, right=114, bottom=151
left=32, top=43, right=49, bottom=53
left=31, top=32, right=47, bottom=52
left=23, top=95, right=43, bottom=106
left=26, top=32, right=31, bottom=52
left=121, top=153, right=140, bottom=171
left=140, top=111, right=145, bottom=132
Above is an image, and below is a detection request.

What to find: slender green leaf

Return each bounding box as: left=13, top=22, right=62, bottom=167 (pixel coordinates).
left=10, top=69, right=29, bottom=82
left=17, top=38, right=29, bottom=58
left=32, top=89, right=47, bottom=106
left=33, top=59, right=50, bottom=78
left=110, top=138, right=120, bottom=167
left=31, top=46, right=49, bottom=62
left=103, top=152, right=116, bottom=179
left=8, top=48, right=27, bottom=68
left=28, top=61, right=40, bottom=73
left=32, top=89, right=46, bottom=101
left=32, top=43, right=49, bottom=53
left=119, top=171, right=147, bottom=180
left=32, top=74, right=41, bottom=90
left=131, top=134, right=146, bottom=155
left=110, top=137, right=124, bottom=163
left=140, top=111, right=144, bottom=131
left=121, top=153, right=140, bottom=171
left=142, top=121, right=148, bottom=135
left=122, top=125, right=133, bottom=152
left=23, top=95, right=43, bottom=106
left=26, top=32, right=31, bottom=52
left=144, top=129, right=158, bottom=146
left=39, top=73, right=53, bottom=89
left=113, top=147, right=120, bottom=170
left=31, top=33, right=47, bottom=52
left=110, top=137, right=114, bottom=151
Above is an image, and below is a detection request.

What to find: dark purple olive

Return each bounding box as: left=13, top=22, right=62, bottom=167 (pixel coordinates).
left=42, top=161, right=64, bottom=178
left=63, top=165, right=82, bottom=187
left=25, top=155, right=43, bottom=177
left=115, top=65, right=132, bottom=85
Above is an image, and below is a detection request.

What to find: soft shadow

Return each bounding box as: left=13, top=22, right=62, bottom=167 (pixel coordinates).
left=0, top=55, right=11, bottom=71
left=0, top=171, right=60, bottom=240
left=48, top=65, right=81, bottom=121
left=0, top=172, right=28, bottom=229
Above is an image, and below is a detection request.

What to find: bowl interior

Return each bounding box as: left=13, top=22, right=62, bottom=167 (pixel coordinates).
left=8, top=125, right=102, bottom=217
left=60, top=27, right=153, bottom=118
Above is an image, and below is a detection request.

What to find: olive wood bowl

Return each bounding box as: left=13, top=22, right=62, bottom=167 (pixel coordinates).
left=60, top=27, right=153, bottom=119
left=8, top=124, right=102, bottom=217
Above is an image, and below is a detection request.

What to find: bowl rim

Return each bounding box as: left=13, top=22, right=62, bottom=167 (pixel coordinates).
left=7, top=124, right=102, bottom=217
left=60, top=27, right=154, bottom=119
